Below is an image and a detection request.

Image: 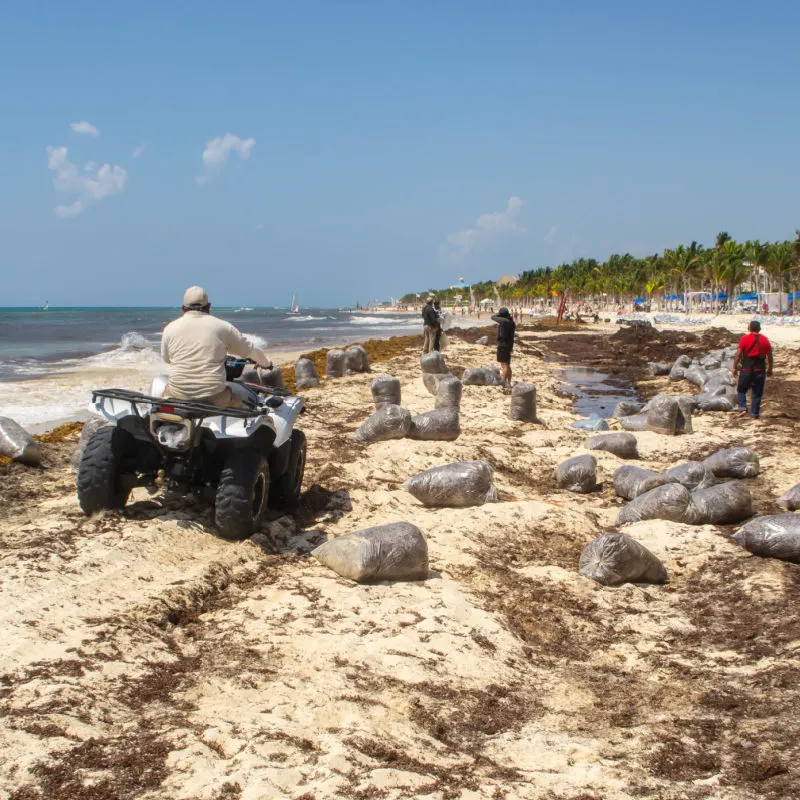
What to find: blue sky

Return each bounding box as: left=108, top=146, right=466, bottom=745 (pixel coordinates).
left=1, top=1, right=798, bottom=307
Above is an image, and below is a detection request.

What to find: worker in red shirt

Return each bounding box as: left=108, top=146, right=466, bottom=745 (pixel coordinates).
left=732, top=320, right=773, bottom=420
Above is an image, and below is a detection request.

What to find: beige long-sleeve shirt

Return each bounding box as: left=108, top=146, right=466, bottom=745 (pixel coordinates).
left=160, top=311, right=269, bottom=399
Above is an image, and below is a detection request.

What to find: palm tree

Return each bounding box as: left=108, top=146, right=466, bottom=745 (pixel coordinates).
left=664, top=243, right=703, bottom=311
left=745, top=239, right=768, bottom=301
left=715, top=231, right=731, bottom=250
left=765, top=241, right=793, bottom=311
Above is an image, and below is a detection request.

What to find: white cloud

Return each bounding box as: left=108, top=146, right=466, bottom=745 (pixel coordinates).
left=46, top=145, right=127, bottom=218
left=443, top=196, right=525, bottom=259
left=544, top=225, right=557, bottom=244
left=196, top=133, right=256, bottom=184
left=132, top=143, right=148, bottom=159
left=70, top=120, right=99, bottom=137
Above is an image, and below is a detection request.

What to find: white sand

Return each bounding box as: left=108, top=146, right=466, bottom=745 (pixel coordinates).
left=1, top=323, right=799, bottom=798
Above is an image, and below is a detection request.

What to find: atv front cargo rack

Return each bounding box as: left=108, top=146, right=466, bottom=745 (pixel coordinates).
left=91, top=388, right=268, bottom=419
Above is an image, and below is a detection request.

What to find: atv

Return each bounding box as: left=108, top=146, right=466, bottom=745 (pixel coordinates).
left=77, top=357, right=306, bottom=540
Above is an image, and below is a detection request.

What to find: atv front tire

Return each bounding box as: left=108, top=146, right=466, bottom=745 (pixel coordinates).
left=77, top=425, right=134, bottom=513
left=271, top=430, right=307, bottom=513
left=215, top=450, right=269, bottom=540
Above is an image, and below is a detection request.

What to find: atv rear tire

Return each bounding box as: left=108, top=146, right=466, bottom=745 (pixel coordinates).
left=77, top=425, right=134, bottom=514
left=215, top=450, right=269, bottom=540
left=271, top=430, right=307, bottom=513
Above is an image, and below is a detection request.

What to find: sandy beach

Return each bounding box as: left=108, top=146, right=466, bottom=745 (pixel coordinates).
left=1, top=317, right=799, bottom=800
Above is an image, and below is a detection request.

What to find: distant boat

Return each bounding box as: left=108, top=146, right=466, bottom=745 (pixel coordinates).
left=42, top=300, right=49, bottom=311
left=289, top=293, right=300, bottom=314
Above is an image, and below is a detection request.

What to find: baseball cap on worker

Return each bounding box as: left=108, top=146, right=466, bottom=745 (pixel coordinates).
left=183, top=286, right=209, bottom=307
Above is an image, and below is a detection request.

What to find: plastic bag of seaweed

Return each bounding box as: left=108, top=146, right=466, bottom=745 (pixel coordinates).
left=613, top=400, right=644, bottom=418
left=617, top=413, right=649, bottom=432
left=354, top=405, right=412, bottom=443
left=435, top=375, right=463, bottom=410
left=242, top=365, right=286, bottom=389
left=407, top=408, right=461, bottom=441
left=404, top=461, right=498, bottom=508
left=345, top=345, right=370, bottom=374
left=668, top=363, right=687, bottom=382
left=371, top=375, right=401, bottom=409
left=617, top=483, right=701, bottom=525
left=648, top=362, right=672, bottom=377
left=683, top=365, right=708, bottom=388
left=312, top=522, right=429, bottom=582
left=694, top=392, right=735, bottom=412
left=588, top=432, right=639, bottom=459
left=691, top=481, right=754, bottom=524
left=70, top=417, right=111, bottom=472
left=613, top=465, right=675, bottom=500
left=579, top=532, right=668, bottom=586
left=326, top=349, right=346, bottom=379
left=294, top=357, right=320, bottom=390
left=663, top=461, right=715, bottom=491
left=0, top=416, right=41, bottom=467
left=476, top=336, right=489, bottom=346
left=646, top=395, right=680, bottom=435
left=777, top=482, right=800, bottom=512
left=509, top=382, right=537, bottom=422
left=703, top=446, right=760, bottom=479
left=555, top=454, right=598, bottom=493
left=675, top=396, right=695, bottom=434
left=462, top=366, right=504, bottom=386
left=421, top=352, right=449, bottom=375
left=731, top=514, right=800, bottom=564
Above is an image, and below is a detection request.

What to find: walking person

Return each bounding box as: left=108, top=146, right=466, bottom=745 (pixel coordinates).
left=433, top=299, right=444, bottom=351
left=421, top=296, right=440, bottom=354
left=732, top=320, right=773, bottom=420
left=491, top=307, right=516, bottom=385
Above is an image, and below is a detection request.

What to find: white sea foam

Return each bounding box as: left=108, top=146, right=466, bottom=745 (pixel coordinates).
left=285, top=315, right=334, bottom=322
left=347, top=315, right=421, bottom=327
left=243, top=332, right=269, bottom=350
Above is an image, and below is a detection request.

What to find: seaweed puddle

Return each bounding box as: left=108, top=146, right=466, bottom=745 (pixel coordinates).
left=556, top=366, right=639, bottom=420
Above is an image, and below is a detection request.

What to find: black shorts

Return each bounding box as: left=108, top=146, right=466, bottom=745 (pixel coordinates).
left=497, top=345, right=512, bottom=364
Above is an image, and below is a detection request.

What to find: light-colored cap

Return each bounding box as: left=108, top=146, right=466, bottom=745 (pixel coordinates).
left=183, top=286, right=209, bottom=307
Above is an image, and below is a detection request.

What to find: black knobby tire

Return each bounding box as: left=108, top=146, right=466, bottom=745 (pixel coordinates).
left=270, top=430, right=307, bottom=513
left=215, top=449, right=269, bottom=540
left=77, top=425, right=133, bottom=514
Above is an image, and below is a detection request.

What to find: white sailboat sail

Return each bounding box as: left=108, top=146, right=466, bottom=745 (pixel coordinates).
left=290, top=293, right=299, bottom=314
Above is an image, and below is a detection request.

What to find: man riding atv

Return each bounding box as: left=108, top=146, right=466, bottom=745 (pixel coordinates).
left=161, top=286, right=271, bottom=408
left=76, top=286, right=307, bottom=539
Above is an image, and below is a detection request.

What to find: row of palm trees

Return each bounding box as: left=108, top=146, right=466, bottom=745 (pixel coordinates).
left=402, top=232, right=800, bottom=312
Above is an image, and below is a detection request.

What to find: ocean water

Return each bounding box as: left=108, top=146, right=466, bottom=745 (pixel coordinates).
left=0, top=307, right=423, bottom=382
left=0, top=307, right=424, bottom=428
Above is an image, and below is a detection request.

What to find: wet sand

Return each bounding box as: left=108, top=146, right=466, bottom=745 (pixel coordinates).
left=1, top=322, right=799, bottom=799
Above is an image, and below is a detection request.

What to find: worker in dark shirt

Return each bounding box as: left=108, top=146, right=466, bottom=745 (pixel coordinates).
left=732, top=320, right=773, bottom=420
left=421, top=296, right=440, bottom=354
left=491, top=307, right=516, bottom=384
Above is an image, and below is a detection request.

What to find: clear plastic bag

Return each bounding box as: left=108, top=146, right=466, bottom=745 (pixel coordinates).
left=703, top=446, right=760, bottom=479
left=407, top=408, right=461, bottom=441
left=691, top=481, right=754, bottom=524
left=732, top=514, right=800, bottom=563
left=462, top=366, right=504, bottom=386
left=345, top=345, right=370, bottom=374
left=354, top=405, right=412, bottom=443
left=0, top=416, right=41, bottom=467
left=371, top=374, right=401, bottom=409
left=579, top=532, right=668, bottom=586
left=555, top=454, right=598, bottom=493
left=613, top=465, right=674, bottom=500
left=294, top=357, right=320, bottom=390
left=509, top=383, right=537, bottom=422
left=326, top=349, right=346, bottom=379
left=588, top=432, right=638, bottom=459
left=312, top=522, right=429, bottom=582
left=404, top=461, right=498, bottom=507
left=435, top=375, right=462, bottom=410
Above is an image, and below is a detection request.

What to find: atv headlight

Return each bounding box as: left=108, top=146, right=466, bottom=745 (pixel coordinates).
left=155, top=422, right=192, bottom=450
